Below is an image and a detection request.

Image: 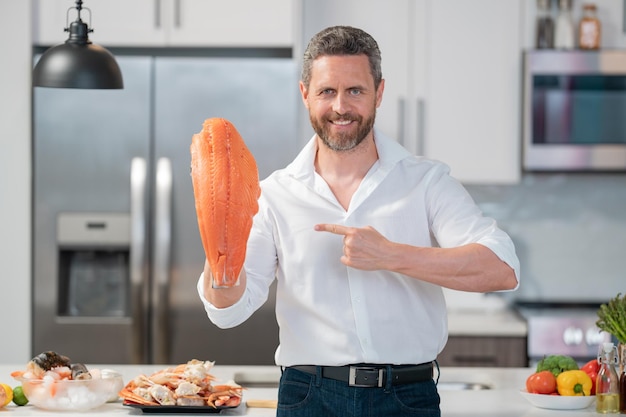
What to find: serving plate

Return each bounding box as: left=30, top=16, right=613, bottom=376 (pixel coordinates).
left=124, top=402, right=240, bottom=414
left=519, top=390, right=596, bottom=410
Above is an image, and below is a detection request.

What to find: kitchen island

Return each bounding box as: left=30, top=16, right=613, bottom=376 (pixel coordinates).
left=0, top=365, right=598, bottom=416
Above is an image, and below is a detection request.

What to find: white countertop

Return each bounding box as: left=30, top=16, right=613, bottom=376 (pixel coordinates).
left=0, top=364, right=600, bottom=416
left=447, top=308, right=528, bottom=337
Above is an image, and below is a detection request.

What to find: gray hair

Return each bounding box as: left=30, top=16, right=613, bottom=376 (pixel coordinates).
left=301, top=26, right=382, bottom=90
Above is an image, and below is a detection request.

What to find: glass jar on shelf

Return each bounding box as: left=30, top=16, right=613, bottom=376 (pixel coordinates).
left=554, top=0, right=575, bottom=49
left=535, top=0, right=554, bottom=49
left=579, top=3, right=601, bottom=50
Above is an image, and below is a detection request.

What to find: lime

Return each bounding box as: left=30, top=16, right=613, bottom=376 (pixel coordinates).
left=12, top=386, right=28, bottom=406
left=0, top=383, right=13, bottom=407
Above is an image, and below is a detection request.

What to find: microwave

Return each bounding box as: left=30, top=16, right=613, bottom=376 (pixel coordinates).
left=523, top=50, right=626, bottom=171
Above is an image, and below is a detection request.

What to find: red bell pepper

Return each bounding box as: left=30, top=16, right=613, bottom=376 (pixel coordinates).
left=580, top=359, right=600, bottom=395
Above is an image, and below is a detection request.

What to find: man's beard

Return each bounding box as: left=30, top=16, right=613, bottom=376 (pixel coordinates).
left=310, top=110, right=376, bottom=152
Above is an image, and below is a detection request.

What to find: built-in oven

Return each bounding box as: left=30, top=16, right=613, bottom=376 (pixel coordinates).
left=515, top=302, right=612, bottom=367
left=523, top=50, right=626, bottom=171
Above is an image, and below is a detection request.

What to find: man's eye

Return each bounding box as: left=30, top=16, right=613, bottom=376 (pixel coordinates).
left=349, top=89, right=361, bottom=96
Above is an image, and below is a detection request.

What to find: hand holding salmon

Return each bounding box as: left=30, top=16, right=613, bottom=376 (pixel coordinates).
left=190, top=118, right=261, bottom=287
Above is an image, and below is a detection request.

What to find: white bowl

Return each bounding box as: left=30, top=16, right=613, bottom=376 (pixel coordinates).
left=519, top=390, right=596, bottom=410
left=100, top=369, right=124, bottom=402
left=14, top=375, right=120, bottom=411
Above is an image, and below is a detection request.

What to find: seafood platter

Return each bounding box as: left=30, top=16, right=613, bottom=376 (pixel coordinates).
left=119, top=359, right=244, bottom=413
left=11, top=351, right=123, bottom=411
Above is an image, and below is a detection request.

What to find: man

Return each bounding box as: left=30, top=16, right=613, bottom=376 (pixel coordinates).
left=198, top=26, right=519, bottom=416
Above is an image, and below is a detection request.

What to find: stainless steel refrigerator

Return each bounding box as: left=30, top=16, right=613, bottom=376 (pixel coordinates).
left=32, top=55, right=299, bottom=365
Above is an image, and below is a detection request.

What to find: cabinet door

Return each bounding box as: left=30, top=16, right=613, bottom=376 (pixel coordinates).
left=34, top=0, right=166, bottom=46
left=169, top=0, right=294, bottom=47
left=34, top=0, right=293, bottom=47
left=424, top=0, right=522, bottom=183
left=301, top=0, right=415, bottom=150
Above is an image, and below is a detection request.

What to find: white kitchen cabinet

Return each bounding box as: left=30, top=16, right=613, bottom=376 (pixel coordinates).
left=425, top=1, right=522, bottom=184
left=301, top=0, right=522, bottom=183
left=34, top=0, right=294, bottom=47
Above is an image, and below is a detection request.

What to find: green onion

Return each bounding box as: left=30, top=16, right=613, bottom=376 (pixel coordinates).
left=596, top=293, right=626, bottom=344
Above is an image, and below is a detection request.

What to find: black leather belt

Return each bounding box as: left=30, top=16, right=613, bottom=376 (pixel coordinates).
left=290, top=362, right=433, bottom=387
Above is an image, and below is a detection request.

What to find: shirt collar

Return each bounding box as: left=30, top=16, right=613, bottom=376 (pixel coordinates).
left=285, top=128, right=412, bottom=180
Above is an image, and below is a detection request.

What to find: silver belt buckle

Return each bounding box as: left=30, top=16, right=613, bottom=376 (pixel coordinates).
left=348, top=366, right=384, bottom=387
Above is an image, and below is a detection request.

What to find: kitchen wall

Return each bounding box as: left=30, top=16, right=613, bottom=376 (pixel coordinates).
left=465, top=174, right=626, bottom=305
left=438, top=174, right=626, bottom=311
left=0, top=0, right=32, bottom=363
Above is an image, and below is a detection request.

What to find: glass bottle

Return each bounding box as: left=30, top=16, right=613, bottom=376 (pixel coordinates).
left=535, top=0, right=554, bottom=49
left=597, top=342, right=620, bottom=414
left=579, top=3, right=601, bottom=50
left=554, top=0, right=575, bottom=49
left=617, top=342, right=626, bottom=414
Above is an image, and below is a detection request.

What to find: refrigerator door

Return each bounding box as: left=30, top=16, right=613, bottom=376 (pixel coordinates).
left=153, top=57, right=299, bottom=365
left=33, top=55, right=299, bottom=365
left=32, top=56, right=153, bottom=364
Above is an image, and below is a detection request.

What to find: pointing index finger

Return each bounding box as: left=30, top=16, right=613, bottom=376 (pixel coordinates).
left=315, top=223, right=349, bottom=235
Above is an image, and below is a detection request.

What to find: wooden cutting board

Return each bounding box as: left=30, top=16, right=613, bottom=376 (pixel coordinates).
left=246, top=399, right=278, bottom=408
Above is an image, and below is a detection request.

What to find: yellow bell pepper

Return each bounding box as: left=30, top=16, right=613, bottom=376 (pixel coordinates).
left=556, top=370, right=593, bottom=396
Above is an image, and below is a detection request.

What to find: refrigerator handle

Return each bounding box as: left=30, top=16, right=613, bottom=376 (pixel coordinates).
left=397, top=97, right=406, bottom=148
left=174, top=0, right=182, bottom=28
left=154, top=0, right=161, bottom=28
left=153, top=157, right=172, bottom=364
left=416, top=98, right=425, bottom=156
left=130, top=157, right=148, bottom=363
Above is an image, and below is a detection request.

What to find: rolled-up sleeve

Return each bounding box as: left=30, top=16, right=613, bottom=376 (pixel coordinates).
left=425, top=163, right=520, bottom=288
left=196, top=274, right=251, bottom=328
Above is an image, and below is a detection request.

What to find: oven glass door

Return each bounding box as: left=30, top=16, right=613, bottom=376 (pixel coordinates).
left=532, top=74, right=626, bottom=145
left=523, top=51, right=626, bottom=171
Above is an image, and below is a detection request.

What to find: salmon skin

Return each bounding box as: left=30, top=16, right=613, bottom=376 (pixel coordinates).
left=190, top=118, right=261, bottom=287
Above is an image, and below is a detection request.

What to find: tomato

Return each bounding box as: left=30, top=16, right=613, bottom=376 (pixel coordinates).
left=526, top=370, right=558, bottom=394
left=580, top=359, right=599, bottom=395
left=581, top=359, right=600, bottom=374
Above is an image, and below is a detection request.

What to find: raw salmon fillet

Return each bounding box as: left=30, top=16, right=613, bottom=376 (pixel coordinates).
left=190, top=118, right=261, bottom=287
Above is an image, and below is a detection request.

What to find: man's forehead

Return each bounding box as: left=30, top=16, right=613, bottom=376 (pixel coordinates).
left=309, top=55, right=372, bottom=81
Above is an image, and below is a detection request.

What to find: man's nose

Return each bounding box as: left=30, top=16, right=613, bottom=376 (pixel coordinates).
left=331, top=92, right=350, bottom=114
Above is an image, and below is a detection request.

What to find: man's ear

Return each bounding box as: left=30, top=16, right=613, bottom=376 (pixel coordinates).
left=299, top=81, right=310, bottom=108
left=376, top=78, right=385, bottom=108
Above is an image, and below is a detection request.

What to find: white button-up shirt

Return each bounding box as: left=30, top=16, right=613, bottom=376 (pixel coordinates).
left=198, top=130, right=520, bottom=367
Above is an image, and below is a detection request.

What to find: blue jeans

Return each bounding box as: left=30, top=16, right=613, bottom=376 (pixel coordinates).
left=276, top=366, right=441, bottom=417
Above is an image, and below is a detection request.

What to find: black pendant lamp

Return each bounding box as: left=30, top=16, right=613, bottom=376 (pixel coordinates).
left=33, top=0, right=123, bottom=89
